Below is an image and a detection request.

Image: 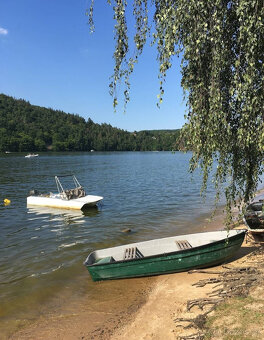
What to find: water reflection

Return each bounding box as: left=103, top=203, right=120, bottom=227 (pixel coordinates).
left=27, top=205, right=100, bottom=224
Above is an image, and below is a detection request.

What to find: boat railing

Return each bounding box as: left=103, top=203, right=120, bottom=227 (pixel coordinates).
left=55, top=175, right=86, bottom=200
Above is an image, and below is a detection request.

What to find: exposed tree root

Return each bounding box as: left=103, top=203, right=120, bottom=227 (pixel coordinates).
left=177, top=333, right=204, bottom=340
left=175, top=244, right=264, bottom=340
left=186, top=298, right=222, bottom=312
left=175, top=311, right=210, bottom=329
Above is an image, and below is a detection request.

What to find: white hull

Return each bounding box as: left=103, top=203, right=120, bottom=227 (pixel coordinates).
left=27, top=194, right=103, bottom=210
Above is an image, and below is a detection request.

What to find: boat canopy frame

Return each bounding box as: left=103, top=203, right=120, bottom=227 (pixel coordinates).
left=55, top=175, right=85, bottom=200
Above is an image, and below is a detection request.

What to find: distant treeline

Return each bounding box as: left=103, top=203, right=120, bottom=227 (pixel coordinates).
left=0, top=94, right=181, bottom=152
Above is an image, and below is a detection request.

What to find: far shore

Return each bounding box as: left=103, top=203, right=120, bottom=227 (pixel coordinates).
left=9, top=189, right=264, bottom=340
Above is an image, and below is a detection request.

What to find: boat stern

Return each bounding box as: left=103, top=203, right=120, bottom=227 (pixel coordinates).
left=81, top=195, right=103, bottom=209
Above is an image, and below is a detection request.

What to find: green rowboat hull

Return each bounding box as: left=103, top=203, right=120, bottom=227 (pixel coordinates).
left=85, top=231, right=246, bottom=281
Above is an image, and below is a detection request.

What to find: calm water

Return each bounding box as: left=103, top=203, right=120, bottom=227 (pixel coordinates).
left=0, top=151, right=223, bottom=335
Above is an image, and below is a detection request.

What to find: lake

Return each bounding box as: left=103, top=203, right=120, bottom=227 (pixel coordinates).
left=0, top=151, right=224, bottom=336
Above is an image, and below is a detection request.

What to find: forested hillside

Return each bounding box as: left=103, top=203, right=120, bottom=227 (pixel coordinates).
left=0, top=94, right=181, bottom=152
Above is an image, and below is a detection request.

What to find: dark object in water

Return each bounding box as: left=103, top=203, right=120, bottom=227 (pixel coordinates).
left=121, top=228, right=132, bottom=233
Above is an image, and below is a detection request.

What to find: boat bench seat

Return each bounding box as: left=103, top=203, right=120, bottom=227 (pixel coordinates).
left=175, top=240, right=192, bottom=250
left=95, top=256, right=115, bottom=265
left=123, top=247, right=144, bottom=260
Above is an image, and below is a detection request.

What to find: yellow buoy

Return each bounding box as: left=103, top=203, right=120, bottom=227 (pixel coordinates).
left=4, top=198, right=11, bottom=206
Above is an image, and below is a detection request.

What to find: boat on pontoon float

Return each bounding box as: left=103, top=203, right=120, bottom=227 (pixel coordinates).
left=243, top=199, right=264, bottom=230
left=84, top=229, right=246, bottom=281
left=243, top=197, right=264, bottom=241
left=27, top=175, right=103, bottom=210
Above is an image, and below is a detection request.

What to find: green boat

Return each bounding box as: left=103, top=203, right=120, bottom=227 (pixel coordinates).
left=84, top=229, right=246, bottom=281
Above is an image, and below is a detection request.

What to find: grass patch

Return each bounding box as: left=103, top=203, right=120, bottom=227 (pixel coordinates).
left=204, top=296, right=264, bottom=340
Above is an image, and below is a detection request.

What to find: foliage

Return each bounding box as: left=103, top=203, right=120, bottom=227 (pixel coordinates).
left=0, top=94, right=180, bottom=152
left=89, top=0, right=264, bottom=223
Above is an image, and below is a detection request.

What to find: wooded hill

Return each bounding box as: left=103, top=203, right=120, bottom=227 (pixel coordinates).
left=0, top=94, right=181, bottom=152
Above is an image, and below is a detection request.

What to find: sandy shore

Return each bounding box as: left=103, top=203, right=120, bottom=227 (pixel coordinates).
left=10, top=190, right=264, bottom=340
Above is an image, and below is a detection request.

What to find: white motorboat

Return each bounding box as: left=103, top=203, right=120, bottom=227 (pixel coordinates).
left=27, top=175, right=103, bottom=210
left=25, top=153, right=39, bottom=158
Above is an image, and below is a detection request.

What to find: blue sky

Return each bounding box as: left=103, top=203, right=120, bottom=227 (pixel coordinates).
left=0, top=0, right=186, bottom=132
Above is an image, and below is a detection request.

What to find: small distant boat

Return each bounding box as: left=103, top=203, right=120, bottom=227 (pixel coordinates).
left=25, top=153, right=39, bottom=158
left=84, top=229, right=246, bottom=281
left=27, top=175, right=103, bottom=210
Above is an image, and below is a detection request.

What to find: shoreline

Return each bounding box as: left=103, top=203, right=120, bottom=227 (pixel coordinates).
left=6, top=274, right=158, bottom=340
left=8, top=189, right=264, bottom=340
left=11, top=236, right=259, bottom=340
